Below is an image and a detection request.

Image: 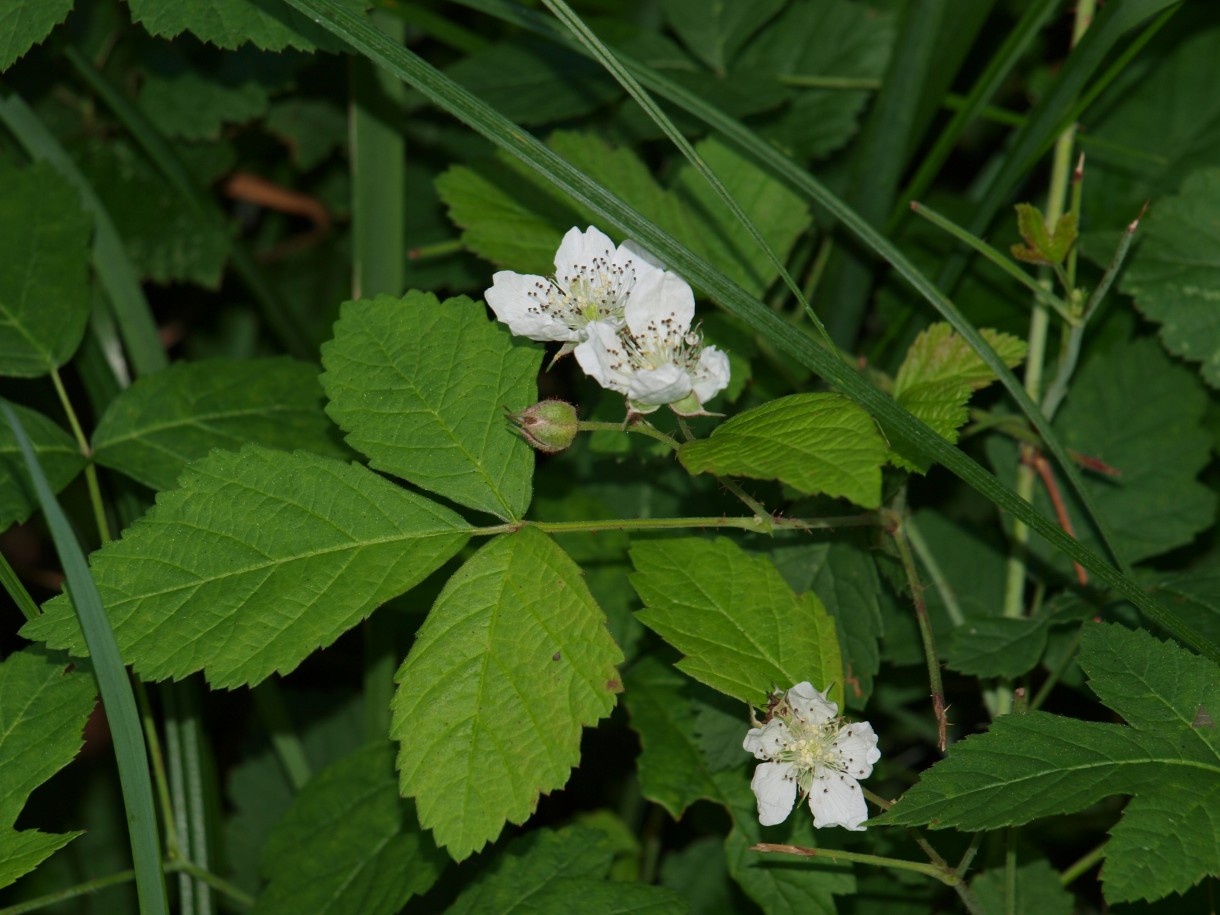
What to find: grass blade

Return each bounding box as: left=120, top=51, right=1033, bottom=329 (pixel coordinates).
left=1, top=402, right=169, bottom=915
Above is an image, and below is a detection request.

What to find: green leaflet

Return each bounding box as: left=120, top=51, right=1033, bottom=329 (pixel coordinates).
left=971, top=860, right=1076, bottom=915
left=660, top=0, right=785, bottom=73
left=0, top=403, right=84, bottom=530
left=22, top=447, right=471, bottom=688
left=392, top=528, right=623, bottom=861
left=630, top=537, right=844, bottom=707
left=321, top=291, right=540, bottom=521
left=0, top=648, right=96, bottom=889
left=888, top=323, right=1027, bottom=473
left=447, top=824, right=685, bottom=913
left=437, top=130, right=810, bottom=297
left=250, top=743, right=444, bottom=915
left=678, top=393, right=886, bottom=509
left=882, top=624, right=1220, bottom=904
left=0, top=161, right=91, bottom=378
left=0, top=0, right=73, bottom=71
left=93, top=357, right=349, bottom=492
left=125, top=0, right=356, bottom=52
left=1120, top=167, right=1220, bottom=388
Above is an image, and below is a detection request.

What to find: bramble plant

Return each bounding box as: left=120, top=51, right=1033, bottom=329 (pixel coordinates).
left=0, top=1, right=1218, bottom=914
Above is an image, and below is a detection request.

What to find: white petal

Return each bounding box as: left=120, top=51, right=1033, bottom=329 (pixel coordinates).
left=618, top=237, right=667, bottom=271
left=623, top=269, right=695, bottom=337
left=485, top=271, right=577, bottom=342
left=743, top=719, right=792, bottom=760
left=751, top=762, right=798, bottom=826
left=808, top=772, right=870, bottom=831
left=627, top=363, right=691, bottom=405
left=691, top=346, right=731, bottom=405
left=554, top=226, right=615, bottom=276
left=833, top=721, right=881, bottom=780
left=787, top=682, right=838, bottom=725
left=573, top=321, right=632, bottom=394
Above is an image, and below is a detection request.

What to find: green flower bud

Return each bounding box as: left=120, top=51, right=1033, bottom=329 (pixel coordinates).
left=508, top=399, right=579, bottom=453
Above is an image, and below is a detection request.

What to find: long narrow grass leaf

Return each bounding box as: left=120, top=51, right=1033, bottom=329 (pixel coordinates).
left=281, top=0, right=1218, bottom=663
left=0, top=89, right=166, bottom=377
left=1, top=402, right=169, bottom=915
left=62, top=46, right=316, bottom=361
left=449, top=0, right=1126, bottom=575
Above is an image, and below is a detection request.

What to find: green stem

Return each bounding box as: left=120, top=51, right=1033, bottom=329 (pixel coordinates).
left=252, top=680, right=312, bottom=791
left=133, top=679, right=179, bottom=859
left=1005, top=828, right=1018, bottom=915
left=888, top=498, right=948, bottom=750
left=49, top=367, right=110, bottom=545
left=478, top=513, right=884, bottom=538
left=750, top=844, right=954, bottom=884
left=576, top=420, right=681, bottom=450
left=0, top=550, right=40, bottom=621
left=776, top=75, right=883, bottom=90
left=1060, top=842, right=1106, bottom=887
left=903, top=513, right=964, bottom=628
left=169, top=861, right=254, bottom=908
left=1030, top=624, right=1085, bottom=711
left=407, top=238, right=464, bottom=259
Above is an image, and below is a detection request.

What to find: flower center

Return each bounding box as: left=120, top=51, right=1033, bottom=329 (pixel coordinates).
left=530, top=255, right=638, bottom=330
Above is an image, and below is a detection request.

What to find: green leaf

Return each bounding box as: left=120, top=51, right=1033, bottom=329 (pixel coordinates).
left=1150, top=569, right=1220, bottom=651
left=883, top=624, right=1220, bottom=904
left=766, top=539, right=884, bottom=708
left=73, top=138, right=231, bottom=288
left=448, top=824, right=685, bottom=914
left=971, top=859, right=1075, bottom=915
left=889, top=323, right=1027, bottom=473
left=392, top=528, right=623, bottom=860
left=250, top=743, right=444, bottom=915
left=630, top=537, right=843, bottom=707
left=0, top=404, right=84, bottom=531
left=0, top=161, right=91, bottom=377
left=1119, top=168, right=1220, bottom=388
left=0, top=0, right=72, bottom=71
left=0, top=648, right=96, bottom=888
left=660, top=837, right=734, bottom=915
left=22, top=447, right=471, bottom=688
left=265, top=98, right=347, bottom=170
left=660, top=0, right=784, bottom=73
left=444, top=39, right=620, bottom=126
left=948, top=617, right=1049, bottom=679
left=994, top=335, right=1215, bottom=565
left=437, top=131, right=809, bottom=297
left=623, top=656, right=728, bottom=819
left=321, top=291, right=540, bottom=521
left=1011, top=203, right=1078, bottom=265
left=126, top=0, right=356, bottom=52
left=678, top=394, right=886, bottom=509
left=734, top=0, right=895, bottom=160
left=92, top=357, right=348, bottom=492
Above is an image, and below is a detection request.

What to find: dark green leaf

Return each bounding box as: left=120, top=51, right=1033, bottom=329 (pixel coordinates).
left=660, top=0, right=784, bottom=72
left=0, top=0, right=73, bottom=71
left=0, top=404, right=83, bottom=531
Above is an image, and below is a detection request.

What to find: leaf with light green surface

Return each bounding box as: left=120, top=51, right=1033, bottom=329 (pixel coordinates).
left=660, top=0, right=784, bottom=73
left=321, top=291, right=539, bottom=521
left=437, top=130, right=809, bottom=297
left=126, top=0, right=357, bottom=51
left=623, top=656, right=729, bottom=819
left=0, top=404, right=84, bottom=531
left=250, top=743, right=444, bottom=915
left=22, top=447, right=470, bottom=688
left=1119, top=168, right=1220, bottom=387
left=393, top=528, right=623, bottom=861
left=448, top=825, right=685, bottom=914
left=630, top=537, right=843, bottom=707
left=888, top=323, right=1027, bottom=473
left=0, top=162, right=90, bottom=378
left=883, top=624, right=1220, bottom=904
left=0, top=0, right=73, bottom=71
left=93, top=357, right=348, bottom=491
left=679, top=394, right=886, bottom=509
left=0, top=648, right=97, bottom=888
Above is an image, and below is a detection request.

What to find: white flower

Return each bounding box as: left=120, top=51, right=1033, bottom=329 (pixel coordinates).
left=743, top=682, right=880, bottom=830
left=573, top=285, right=729, bottom=416
left=484, top=226, right=691, bottom=355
